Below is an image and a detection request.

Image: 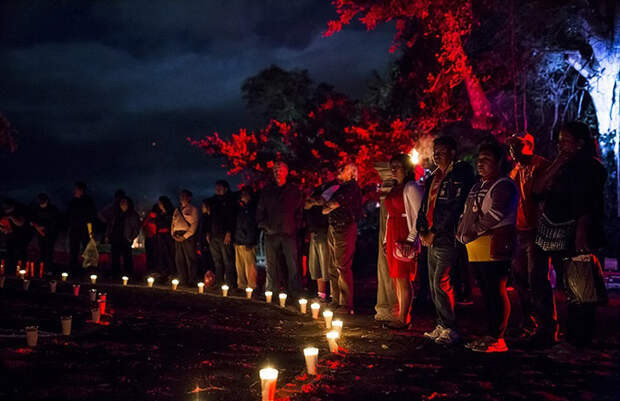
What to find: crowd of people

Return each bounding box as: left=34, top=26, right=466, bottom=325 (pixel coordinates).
left=0, top=121, right=608, bottom=354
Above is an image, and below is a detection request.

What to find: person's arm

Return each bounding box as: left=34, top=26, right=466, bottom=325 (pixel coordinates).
left=472, top=180, right=517, bottom=235
left=431, top=164, right=475, bottom=236
left=404, top=181, right=424, bottom=242
left=183, top=206, right=199, bottom=239
left=532, top=153, right=569, bottom=196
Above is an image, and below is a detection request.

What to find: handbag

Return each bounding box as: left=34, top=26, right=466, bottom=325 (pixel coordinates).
left=563, top=254, right=608, bottom=305
left=393, top=239, right=420, bottom=262
left=535, top=212, right=575, bottom=252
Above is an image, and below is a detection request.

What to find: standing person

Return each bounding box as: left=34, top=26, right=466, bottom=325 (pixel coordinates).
left=234, top=186, right=258, bottom=290
left=171, top=190, right=199, bottom=285
left=304, top=171, right=337, bottom=301
left=257, top=161, right=303, bottom=295
left=457, top=140, right=518, bottom=352
left=417, top=136, right=475, bottom=345
left=324, top=163, right=362, bottom=315
left=67, top=181, right=98, bottom=272
left=383, top=154, right=424, bottom=329
left=154, top=196, right=175, bottom=280
left=99, top=189, right=126, bottom=226
left=533, top=122, right=607, bottom=353
left=207, top=180, right=236, bottom=287
left=1, top=199, right=30, bottom=270
left=30, top=193, right=60, bottom=272
left=105, top=197, right=141, bottom=277
left=506, top=134, right=557, bottom=346
left=142, top=205, right=158, bottom=273
left=197, top=199, right=214, bottom=279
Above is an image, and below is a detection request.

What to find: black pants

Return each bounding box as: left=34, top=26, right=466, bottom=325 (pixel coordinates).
left=474, top=261, right=511, bottom=339
left=566, top=303, right=596, bottom=348
left=209, top=235, right=235, bottom=286
left=144, top=236, right=155, bottom=271
left=69, top=227, right=89, bottom=271
left=174, top=236, right=198, bottom=285
left=6, top=237, right=29, bottom=272
left=512, top=230, right=558, bottom=335
left=37, top=234, right=57, bottom=272
left=111, top=239, right=133, bottom=276
left=453, top=244, right=472, bottom=300
left=154, top=233, right=175, bottom=276
left=264, top=233, right=300, bottom=295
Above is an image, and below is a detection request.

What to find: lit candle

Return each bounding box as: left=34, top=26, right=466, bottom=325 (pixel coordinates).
left=221, top=284, right=229, bottom=297
left=39, top=262, right=44, bottom=278
left=89, top=288, right=97, bottom=302
left=303, top=347, right=319, bottom=375
left=311, top=303, right=320, bottom=319
left=147, top=277, right=155, bottom=287
left=60, top=316, right=72, bottom=336
left=264, top=291, right=273, bottom=303
left=25, top=326, right=38, bottom=348
left=332, top=319, right=343, bottom=335
left=323, top=310, right=333, bottom=329
left=259, top=367, right=278, bottom=401
left=90, top=274, right=97, bottom=284
left=246, top=287, right=253, bottom=299
left=61, top=272, right=68, bottom=281
left=171, top=279, right=179, bottom=291
left=298, top=298, right=308, bottom=314
left=326, top=330, right=339, bottom=353
left=122, top=276, right=129, bottom=286
left=18, top=269, right=26, bottom=279
left=197, top=282, right=205, bottom=294
left=278, top=293, right=287, bottom=307
left=49, top=280, right=57, bottom=293
left=72, top=284, right=80, bottom=296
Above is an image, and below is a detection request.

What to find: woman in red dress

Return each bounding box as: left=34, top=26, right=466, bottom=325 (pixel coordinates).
left=383, top=154, right=424, bottom=329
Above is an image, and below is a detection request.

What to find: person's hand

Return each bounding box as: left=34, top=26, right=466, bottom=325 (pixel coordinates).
left=206, top=233, right=211, bottom=244
left=224, top=232, right=231, bottom=245
left=382, top=242, right=387, bottom=255
left=420, top=232, right=435, bottom=247
left=400, top=241, right=414, bottom=255
left=174, top=234, right=184, bottom=242
left=205, top=205, right=211, bottom=215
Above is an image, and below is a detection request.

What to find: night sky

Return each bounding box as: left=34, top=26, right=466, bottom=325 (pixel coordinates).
left=0, top=0, right=395, bottom=210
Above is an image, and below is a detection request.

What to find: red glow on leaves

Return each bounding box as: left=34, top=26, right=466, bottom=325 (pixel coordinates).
left=15, top=348, right=33, bottom=354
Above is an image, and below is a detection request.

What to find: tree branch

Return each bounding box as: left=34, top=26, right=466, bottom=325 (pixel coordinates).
left=565, top=50, right=596, bottom=81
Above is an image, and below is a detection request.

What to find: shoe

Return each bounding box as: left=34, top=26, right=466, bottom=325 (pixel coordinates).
left=385, top=321, right=411, bottom=330
left=435, top=328, right=460, bottom=345
left=472, top=338, right=508, bottom=353
left=374, top=312, right=397, bottom=322
left=464, top=336, right=493, bottom=350
left=423, top=325, right=445, bottom=340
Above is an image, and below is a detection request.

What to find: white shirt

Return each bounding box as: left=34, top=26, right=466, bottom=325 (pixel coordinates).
left=171, top=203, right=199, bottom=240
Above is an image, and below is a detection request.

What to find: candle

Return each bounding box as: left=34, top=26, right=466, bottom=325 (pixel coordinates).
left=147, top=277, right=155, bottom=287
left=259, top=368, right=278, bottom=401
left=303, top=347, right=319, bottom=375
left=0, top=259, right=4, bottom=275
left=23, top=279, right=30, bottom=291
left=18, top=269, right=26, bottom=279
left=332, top=319, right=343, bottom=335
left=25, top=326, right=38, bottom=347
left=90, top=307, right=100, bottom=323
left=246, top=287, right=253, bottom=299
left=90, top=274, right=97, bottom=284
left=98, top=299, right=106, bottom=315
left=171, top=279, right=179, bottom=291
left=278, top=293, right=287, bottom=307
left=311, top=303, right=320, bottom=319
left=264, top=291, right=273, bottom=303
left=298, top=298, right=307, bottom=314
left=89, top=289, right=97, bottom=302
left=49, top=280, right=57, bottom=293
left=221, top=284, right=229, bottom=297
left=197, top=282, right=205, bottom=294
left=73, top=284, right=80, bottom=296
left=60, top=316, right=72, bottom=336
left=0, top=276, right=5, bottom=288
left=39, top=262, right=44, bottom=278
left=61, top=272, right=68, bottom=281
left=323, top=310, right=333, bottom=329
left=326, top=330, right=339, bottom=353
left=122, top=276, right=129, bottom=286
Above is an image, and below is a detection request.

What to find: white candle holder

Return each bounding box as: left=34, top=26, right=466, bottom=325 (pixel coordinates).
left=89, top=289, right=97, bottom=302
left=122, top=276, right=129, bottom=286
left=197, top=282, right=205, bottom=294
left=246, top=287, right=253, bottom=299
left=311, top=303, right=320, bottom=319
left=171, top=279, right=179, bottom=291
left=323, top=310, right=333, bottom=329
left=332, top=319, right=343, bottom=335
left=264, top=291, right=273, bottom=303
left=221, top=284, right=229, bottom=297
left=25, top=326, right=38, bottom=347
left=326, top=330, right=339, bottom=353
left=298, top=298, right=307, bottom=314
left=147, top=277, right=155, bottom=287
left=278, top=293, right=287, bottom=307
left=19, top=269, right=26, bottom=280
left=303, top=347, right=319, bottom=375
left=61, top=316, right=72, bottom=336
left=90, top=274, right=97, bottom=284
left=259, top=368, right=278, bottom=401
left=49, top=280, right=57, bottom=293
left=61, top=272, right=68, bottom=281
left=90, top=307, right=100, bottom=323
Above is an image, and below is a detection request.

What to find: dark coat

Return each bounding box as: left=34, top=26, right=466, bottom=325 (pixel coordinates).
left=207, top=193, right=236, bottom=236
left=67, top=195, right=97, bottom=232
left=417, top=161, right=475, bottom=247
left=256, top=182, right=303, bottom=236
left=106, top=210, right=141, bottom=243
left=328, top=180, right=363, bottom=230
left=235, top=201, right=258, bottom=246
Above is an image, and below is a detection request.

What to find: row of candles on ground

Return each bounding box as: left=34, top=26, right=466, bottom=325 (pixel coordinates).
left=0, top=260, right=45, bottom=278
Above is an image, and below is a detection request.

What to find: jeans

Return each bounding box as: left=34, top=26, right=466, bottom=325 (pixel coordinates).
left=264, top=233, right=300, bottom=295
left=209, top=235, right=235, bottom=286
left=308, top=232, right=330, bottom=280
left=175, top=236, right=198, bottom=285
left=328, top=223, right=357, bottom=309
left=111, top=239, right=133, bottom=276
left=427, top=244, right=458, bottom=329
left=512, top=230, right=558, bottom=335
left=474, top=261, right=511, bottom=338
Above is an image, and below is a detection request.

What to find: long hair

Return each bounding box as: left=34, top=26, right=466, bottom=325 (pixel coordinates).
left=389, top=153, right=416, bottom=183
left=158, top=196, right=174, bottom=215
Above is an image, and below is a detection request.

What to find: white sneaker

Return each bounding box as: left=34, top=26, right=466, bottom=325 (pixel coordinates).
left=423, top=325, right=445, bottom=340
left=435, top=328, right=460, bottom=345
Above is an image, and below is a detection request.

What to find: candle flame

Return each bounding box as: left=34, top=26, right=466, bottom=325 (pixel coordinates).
left=259, top=367, right=278, bottom=380
left=409, top=148, right=419, bottom=165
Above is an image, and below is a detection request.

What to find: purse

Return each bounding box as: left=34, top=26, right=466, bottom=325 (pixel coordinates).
left=535, top=212, right=576, bottom=252
left=393, top=239, right=420, bottom=262
left=563, top=254, right=608, bottom=304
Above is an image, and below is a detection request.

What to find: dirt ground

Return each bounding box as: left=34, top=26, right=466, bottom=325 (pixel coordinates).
left=1, top=276, right=619, bottom=401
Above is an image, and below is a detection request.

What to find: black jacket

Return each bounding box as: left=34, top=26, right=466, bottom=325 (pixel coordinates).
left=235, top=201, right=258, bottom=246
left=67, top=195, right=97, bottom=232
left=207, top=193, right=236, bottom=236
left=30, top=203, right=60, bottom=237
left=256, top=182, right=303, bottom=236
left=106, top=210, right=141, bottom=243
left=417, top=161, right=475, bottom=247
